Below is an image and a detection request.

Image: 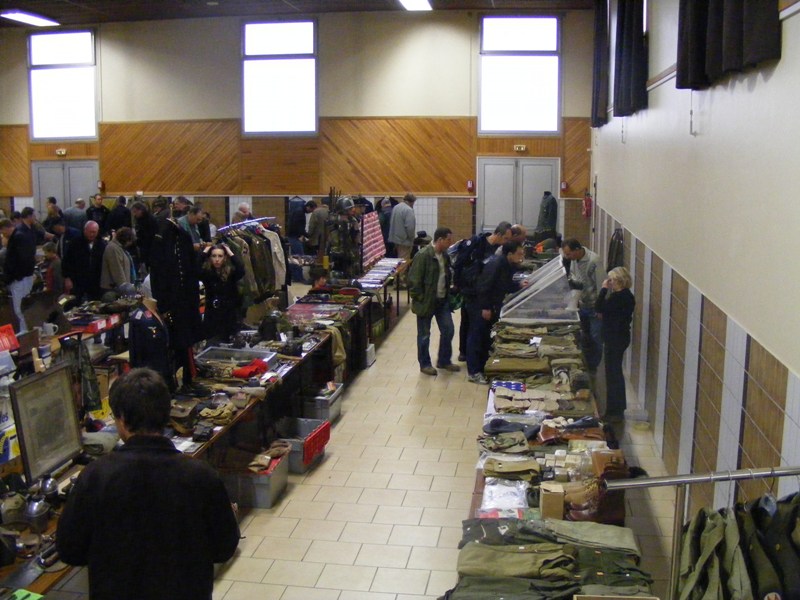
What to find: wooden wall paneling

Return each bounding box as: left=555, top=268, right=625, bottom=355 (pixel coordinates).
left=476, top=136, right=561, bottom=157
left=663, top=271, right=688, bottom=475
left=319, top=118, right=476, bottom=195
left=690, top=298, right=727, bottom=514
left=630, top=234, right=642, bottom=393
left=252, top=197, right=287, bottom=231
left=739, top=339, right=788, bottom=501
left=645, top=254, right=663, bottom=424
left=0, top=126, right=31, bottom=196
left=438, top=197, right=474, bottom=240
left=99, top=120, right=240, bottom=194
left=241, top=137, right=321, bottom=195
left=194, top=196, right=227, bottom=235
left=561, top=118, right=591, bottom=198
left=29, top=141, right=99, bottom=161
left=562, top=198, right=589, bottom=241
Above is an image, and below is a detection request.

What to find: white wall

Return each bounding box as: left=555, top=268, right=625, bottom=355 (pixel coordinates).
left=0, top=10, right=593, bottom=125
left=594, top=3, right=800, bottom=374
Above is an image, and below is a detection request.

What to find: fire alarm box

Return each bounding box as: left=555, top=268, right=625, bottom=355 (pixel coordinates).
left=467, top=180, right=474, bottom=193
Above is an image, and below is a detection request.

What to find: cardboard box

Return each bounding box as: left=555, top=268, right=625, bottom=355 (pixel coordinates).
left=539, top=482, right=565, bottom=519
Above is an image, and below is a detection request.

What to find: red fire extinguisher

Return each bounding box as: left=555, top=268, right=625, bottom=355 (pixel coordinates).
left=582, top=191, right=593, bottom=219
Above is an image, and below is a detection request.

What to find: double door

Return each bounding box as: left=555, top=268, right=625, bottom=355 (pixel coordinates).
left=476, top=157, right=559, bottom=233
left=32, top=161, right=99, bottom=214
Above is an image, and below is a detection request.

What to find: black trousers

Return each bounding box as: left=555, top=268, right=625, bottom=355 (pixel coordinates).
left=604, top=341, right=630, bottom=416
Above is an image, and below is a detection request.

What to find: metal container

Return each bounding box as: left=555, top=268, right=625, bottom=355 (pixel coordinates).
left=194, top=346, right=278, bottom=370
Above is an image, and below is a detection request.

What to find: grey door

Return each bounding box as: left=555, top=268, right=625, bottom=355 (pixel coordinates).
left=32, top=161, right=99, bottom=213
left=476, top=157, right=559, bottom=233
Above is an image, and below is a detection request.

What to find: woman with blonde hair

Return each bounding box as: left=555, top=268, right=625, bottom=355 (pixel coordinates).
left=595, top=266, right=635, bottom=422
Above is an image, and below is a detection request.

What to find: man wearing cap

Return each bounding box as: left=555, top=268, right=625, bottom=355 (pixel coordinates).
left=4, top=207, right=38, bottom=332
left=64, top=198, right=88, bottom=230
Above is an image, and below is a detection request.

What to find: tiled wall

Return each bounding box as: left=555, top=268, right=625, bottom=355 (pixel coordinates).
left=593, top=205, right=800, bottom=505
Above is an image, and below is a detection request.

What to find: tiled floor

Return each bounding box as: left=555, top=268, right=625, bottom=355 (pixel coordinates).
left=50, top=290, right=675, bottom=599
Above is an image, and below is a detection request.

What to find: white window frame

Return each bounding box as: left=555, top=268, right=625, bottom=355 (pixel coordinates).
left=479, top=16, right=562, bottom=135
left=28, top=30, right=98, bottom=140
left=242, top=20, right=318, bottom=135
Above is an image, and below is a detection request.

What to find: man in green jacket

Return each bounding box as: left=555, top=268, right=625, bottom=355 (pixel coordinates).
left=408, top=226, right=460, bottom=376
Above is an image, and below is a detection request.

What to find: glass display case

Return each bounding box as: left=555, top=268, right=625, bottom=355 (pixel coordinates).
left=500, top=256, right=580, bottom=323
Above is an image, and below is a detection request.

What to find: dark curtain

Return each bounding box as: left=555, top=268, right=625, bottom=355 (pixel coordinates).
left=591, top=0, right=610, bottom=127
left=613, top=0, right=648, bottom=117
left=677, top=0, right=781, bottom=90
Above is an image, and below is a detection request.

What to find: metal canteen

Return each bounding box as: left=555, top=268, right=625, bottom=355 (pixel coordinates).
left=0, top=492, right=25, bottom=526
left=40, top=474, right=60, bottom=503
left=24, top=495, right=50, bottom=534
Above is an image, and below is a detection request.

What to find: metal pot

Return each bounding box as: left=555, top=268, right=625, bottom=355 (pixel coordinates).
left=24, top=495, right=50, bottom=534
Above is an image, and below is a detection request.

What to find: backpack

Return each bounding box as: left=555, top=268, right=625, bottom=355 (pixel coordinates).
left=449, top=234, right=489, bottom=293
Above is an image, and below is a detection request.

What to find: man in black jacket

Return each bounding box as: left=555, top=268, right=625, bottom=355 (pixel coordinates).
left=4, top=207, right=38, bottom=332
left=62, top=221, right=107, bottom=302
left=131, top=201, right=157, bottom=272
left=57, top=368, right=240, bottom=600
left=86, top=194, right=110, bottom=236
left=466, top=241, right=526, bottom=384
left=106, top=195, right=132, bottom=233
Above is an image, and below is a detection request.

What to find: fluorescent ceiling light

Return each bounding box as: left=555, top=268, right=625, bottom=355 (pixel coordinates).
left=1, top=10, right=59, bottom=27
left=399, top=0, right=432, bottom=10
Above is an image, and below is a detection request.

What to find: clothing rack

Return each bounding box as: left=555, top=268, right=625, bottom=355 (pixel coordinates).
left=217, top=216, right=276, bottom=233
left=605, top=465, right=800, bottom=599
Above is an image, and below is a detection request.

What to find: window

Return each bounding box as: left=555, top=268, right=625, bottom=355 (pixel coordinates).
left=29, top=31, right=96, bottom=139
left=243, top=21, right=317, bottom=134
left=479, top=17, right=560, bottom=134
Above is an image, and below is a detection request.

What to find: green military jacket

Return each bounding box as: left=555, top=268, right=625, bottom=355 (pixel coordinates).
left=408, top=243, right=451, bottom=317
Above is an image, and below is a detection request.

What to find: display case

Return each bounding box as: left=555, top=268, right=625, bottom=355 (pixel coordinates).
left=499, top=256, right=580, bottom=323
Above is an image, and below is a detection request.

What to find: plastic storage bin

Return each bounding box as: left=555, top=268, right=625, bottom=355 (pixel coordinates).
left=303, top=383, right=344, bottom=422
left=281, top=418, right=331, bottom=474
left=221, top=454, right=288, bottom=509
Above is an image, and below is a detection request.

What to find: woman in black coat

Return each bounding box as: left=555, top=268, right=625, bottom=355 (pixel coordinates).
left=595, top=266, right=635, bottom=421
left=200, top=243, right=245, bottom=343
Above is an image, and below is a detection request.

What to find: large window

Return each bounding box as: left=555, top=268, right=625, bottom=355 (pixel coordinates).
left=29, top=31, right=96, bottom=139
left=479, top=16, right=560, bottom=134
left=243, top=21, right=317, bottom=134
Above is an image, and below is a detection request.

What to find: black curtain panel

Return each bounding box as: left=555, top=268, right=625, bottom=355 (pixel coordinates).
left=678, top=0, right=780, bottom=90
left=591, top=0, right=610, bottom=127
left=613, top=0, right=648, bottom=117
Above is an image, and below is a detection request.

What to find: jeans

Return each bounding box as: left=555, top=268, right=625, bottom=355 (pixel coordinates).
left=288, top=236, right=305, bottom=283
left=458, top=306, right=469, bottom=356
left=579, top=308, right=603, bottom=370
left=416, top=299, right=454, bottom=368
left=604, top=341, right=629, bottom=416
left=465, top=299, right=493, bottom=375
left=8, top=275, right=34, bottom=333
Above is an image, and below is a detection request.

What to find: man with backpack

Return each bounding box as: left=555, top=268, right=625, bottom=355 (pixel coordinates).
left=450, top=221, right=514, bottom=382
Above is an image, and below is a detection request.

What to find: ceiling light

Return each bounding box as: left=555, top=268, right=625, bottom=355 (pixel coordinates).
left=0, top=10, right=59, bottom=27
left=399, top=0, right=432, bottom=10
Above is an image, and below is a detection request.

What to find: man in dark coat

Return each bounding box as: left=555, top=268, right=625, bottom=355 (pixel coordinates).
left=57, top=368, right=240, bottom=600
left=51, top=218, right=81, bottom=258
left=106, top=195, right=132, bottom=233
left=4, top=207, right=38, bottom=332
left=131, top=201, right=157, bottom=272
left=62, top=221, right=107, bottom=302
left=150, top=217, right=202, bottom=393
left=86, top=194, right=111, bottom=236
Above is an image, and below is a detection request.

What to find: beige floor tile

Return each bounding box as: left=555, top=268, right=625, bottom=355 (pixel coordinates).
left=455, top=463, right=480, bottom=478
left=244, top=516, right=299, bottom=538
left=388, top=473, right=433, bottom=491
left=233, top=534, right=264, bottom=558
left=303, top=469, right=353, bottom=487
left=386, top=434, right=428, bottom=448
left=340, top=521, right=395, bottom=544
left=283, top=483, right=323, bottom=502
left=439, top=449, right=478, bottom=463
left=327, top=502, right=379, bottom=523
left=332, top=456, right=380, bottom=472
left=374, top=459, right=418, bottom=475
left=436, top=527, right=463, bottom=549
left=358, top=487, right=406, bottom=506
left=371, top=567, right=430, bottom=595
left=330, top=444, right=367, bottom=458
left=419, top=405, right=456, bottom=417
left=304, top=539, right=363, bottom=565
left=218, top=581, right=285, bottom=600
left=407, top=547, right=460, bottom=571
left=339, top=591, right=397, bottom=600
left=427, top=570, right=459, bottom=597
left=349, top=433, right=392, bottom=446
left=262, top=560, right=323, bottom=587
left=420, top=507, right=467, bottom=528
left=212, top=579, right=233, bottom=600
left=402, top=490, right=451, bottom=509
left=388, top=525, right=441, bottom=547
left=317, top=564, right=377, bottom=591
left=313, top=485, right=364, bottom=504
left=252, top=537, right=311, bottom=561
left=217, top=556, right=274, bottom=583
left=373, top=505, right=423, bottom=525
left=355, top=543, right=411, bottom=568
left=399, top=447, right=443, bottom=462
left=396, top=596, right=438, bottom=600
left=360, top=445, right=404, bottom=460
left=280, top=499, right=333, bottom=520
left=281, top=586, right=341, bottom=600
left=446, top=493, right=472, bottom=510
left=430, top=475, right=475, bottom=493
left=423, top=436, right=468, bottom=450
left=346, top=471, right=392, bottom=488
left=290, top=518, right=346, bottom=541
left=414, top=461, right=457, bottom=477
left=397, top=414, right=437, bottom=426
left=374, top=423, right=416, bottom=436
